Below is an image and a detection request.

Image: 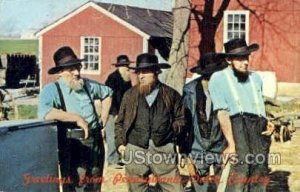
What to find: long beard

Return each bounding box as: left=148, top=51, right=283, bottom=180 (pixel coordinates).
left=138, top=81, right=156, bottom=95
left=63, top=77, right=84, bottom=91
left=119, top=71, right=131, bottom=82
left=232, top=66, right=249, bottom=82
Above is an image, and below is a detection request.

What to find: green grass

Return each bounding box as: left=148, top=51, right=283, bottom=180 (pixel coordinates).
left=8, top=104, right=37, bottom=120
left=266, top=103, right=300, bottom=114
left=0, top=39, right=38, bottom=55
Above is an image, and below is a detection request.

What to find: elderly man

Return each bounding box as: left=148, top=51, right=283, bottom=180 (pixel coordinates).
left=38, top=46, right=112, bottom=192
left=208, top=38, right=274, bottom=192
left=115, top=53, right=186, bottom=192
left=105, top=55, right=132, bottom=167
left=183, top=52, right=227, bottom=191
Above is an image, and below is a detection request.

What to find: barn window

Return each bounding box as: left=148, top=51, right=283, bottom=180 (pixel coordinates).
left=223, top=10, right=249, bottom=43
left=80, top=36, right=101, bottom=74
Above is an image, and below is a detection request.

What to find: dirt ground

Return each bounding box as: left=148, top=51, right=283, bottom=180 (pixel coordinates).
left=267, top=128, right=300, bottom=192
left=101, top=129, right=300, bottom=192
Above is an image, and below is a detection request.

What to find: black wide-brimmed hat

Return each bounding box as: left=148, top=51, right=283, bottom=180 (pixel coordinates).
left=48, top=46, right=85, bottom=74
left=112, top=55, right=134, bottom=66
left=190, top=52, right=227, bottom=75
left=223, top=38, right=259, bottom=57
left=129, top=53, right=170, bottom=71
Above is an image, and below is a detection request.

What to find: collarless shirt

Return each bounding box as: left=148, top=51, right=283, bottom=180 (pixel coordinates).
left=204, top=90, right=212, bottom=121
left=145, top=84, right=160, bottom=107
left=208, top=67, right=266, bottom=117
left=38, top=78, right=113, bottom=129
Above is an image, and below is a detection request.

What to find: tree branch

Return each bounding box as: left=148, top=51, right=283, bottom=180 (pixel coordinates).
left=204, top=0, right=214, bottom=18
left=214, top=0, right=231, bottom=24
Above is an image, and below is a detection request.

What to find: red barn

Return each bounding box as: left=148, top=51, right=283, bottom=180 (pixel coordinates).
left=189, top=0, right=300, bottom=96
left=36, top=2, right=172, bottom=86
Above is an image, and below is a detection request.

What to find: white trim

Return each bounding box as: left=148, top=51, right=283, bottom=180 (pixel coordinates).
left=143, top=37, right=148, bottom=52
left=223, top=10, right=250, bottom=44
left=35, top=2, right=150, bottom=39
left=80, top=36, right=102, bottom=75
left=38, top=36, right=43, bottom=89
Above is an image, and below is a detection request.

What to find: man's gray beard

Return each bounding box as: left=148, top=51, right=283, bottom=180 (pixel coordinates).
left=119, top=71, right=131, bottom=82
left=63, top=78, right=84, bottom=91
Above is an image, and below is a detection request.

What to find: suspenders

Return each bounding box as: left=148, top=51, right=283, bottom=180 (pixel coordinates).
left=54, top=81, right=98, bottom=119
left=224, top=69, right=262, bottom=115
left=55, top=82, right=66, bottom=111
left=249, top=75, right=261, bottom=115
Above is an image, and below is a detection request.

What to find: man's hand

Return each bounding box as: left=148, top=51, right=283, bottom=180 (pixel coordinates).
left=114, top=115, right=118, bottom=121
left=101, top=115, right=109, bottom=127
left=75, top=116, right=89, bottom=139
left=44, top=109, right=89, bottom=139
left=261, top=121, right=275, bottom=136
left=118, top=145, right=126, bottom=158
left=101, top=128, right=106, bottom=142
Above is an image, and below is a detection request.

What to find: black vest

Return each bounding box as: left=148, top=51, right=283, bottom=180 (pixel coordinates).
left=127, top=92, right=173, bottom=148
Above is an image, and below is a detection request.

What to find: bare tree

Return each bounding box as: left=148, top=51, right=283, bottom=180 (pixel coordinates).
left=164, top=0, right=191, bottom=94
left=192, top=0, right=230, bottom=54
left=164, top=0, right=230, bottom=93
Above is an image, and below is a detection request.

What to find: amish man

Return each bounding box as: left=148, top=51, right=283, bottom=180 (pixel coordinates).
left=208, top=38, right=274, bottom=192
left=38, top=46, right=112, bottom=191
left=105, top=55, right=133, bottom=167
left=115, top=53, right=186, bottom=192
left=183, top=52, right=227, bottom=191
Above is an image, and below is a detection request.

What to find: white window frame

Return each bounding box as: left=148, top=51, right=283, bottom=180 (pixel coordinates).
left=80, top=36, right=101, bottom=75
left=223, top=10, right=250, bottom=44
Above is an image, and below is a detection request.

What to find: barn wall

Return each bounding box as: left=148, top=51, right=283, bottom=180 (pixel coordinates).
left=41, top=6, right=144, bottom=85
left=189, top=0, right=300, bottom=83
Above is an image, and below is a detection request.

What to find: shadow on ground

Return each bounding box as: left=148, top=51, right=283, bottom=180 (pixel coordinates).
left=267, top=170, right=291, bottom=192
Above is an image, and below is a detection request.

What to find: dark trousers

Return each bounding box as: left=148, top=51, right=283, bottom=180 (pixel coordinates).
left=225, top=114, right=271, bottom=192
left=59, top=128, right=105, bottom=192
left=124, top=141, right=184, bottom=192
left=105, top=115, right=119, bottom=165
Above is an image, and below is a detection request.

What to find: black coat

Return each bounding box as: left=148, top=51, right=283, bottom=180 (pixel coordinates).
left=115, top=83, right=186, bottom=149
left=105, top=70, right=131, bottom=115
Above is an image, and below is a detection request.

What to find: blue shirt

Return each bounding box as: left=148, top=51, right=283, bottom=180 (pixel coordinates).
left=38, top=78, right=113, bottom=129
left=145, top=84, right=160, bottom=107
left=208, top=67, right=266, bottom=117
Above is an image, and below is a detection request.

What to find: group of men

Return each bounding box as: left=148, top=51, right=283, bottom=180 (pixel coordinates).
left=38, top=38, right=274, bottom=192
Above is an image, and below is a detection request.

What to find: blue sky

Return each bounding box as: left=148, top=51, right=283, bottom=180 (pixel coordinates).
left=0, top=0, right=173, bottom=37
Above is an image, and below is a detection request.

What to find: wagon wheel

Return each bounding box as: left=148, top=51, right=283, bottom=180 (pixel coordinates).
left=0, top=88, right=19, bottom=120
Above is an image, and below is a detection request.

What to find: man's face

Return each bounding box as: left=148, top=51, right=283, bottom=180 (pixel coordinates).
left=229, top=55, right=249, bottom=73
left=228, top=55, right=250, bottom=82
left=118, top=66, right=130, bottom=82
left=137, top=69, right=158, bottom=95
left=59, top=64, right=84, bottom=91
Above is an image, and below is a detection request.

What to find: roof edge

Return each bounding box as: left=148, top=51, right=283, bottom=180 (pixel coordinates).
left=35, top=1, right=150, bottom=39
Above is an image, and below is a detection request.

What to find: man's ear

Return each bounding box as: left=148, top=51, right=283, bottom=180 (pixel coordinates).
left=225, top=58, right=232, bottom=65
left=155, top=69, right=162, bottom=75
left=57, top=70, right=64, bottom=76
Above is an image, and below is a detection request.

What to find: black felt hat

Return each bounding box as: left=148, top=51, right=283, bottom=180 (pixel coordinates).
left=190, top=52, right=227, bottom=75
left=129, top=53, right=170, bottom=71
left=48, top=46, right=84, bottom=74
left=223, top=38, right=259, bottom=57
left=112, top=55, right=134, bottom=66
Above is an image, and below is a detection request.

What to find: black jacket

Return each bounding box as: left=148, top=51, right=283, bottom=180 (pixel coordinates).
left=105, top=70, right=131, bottom=115
left=115, top=83, right=186, bottom=149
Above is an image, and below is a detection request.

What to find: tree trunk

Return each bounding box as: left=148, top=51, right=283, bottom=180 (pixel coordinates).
left=164, top=0, right=191, bottom=94
left=199, top=21, right=217, bottom=54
